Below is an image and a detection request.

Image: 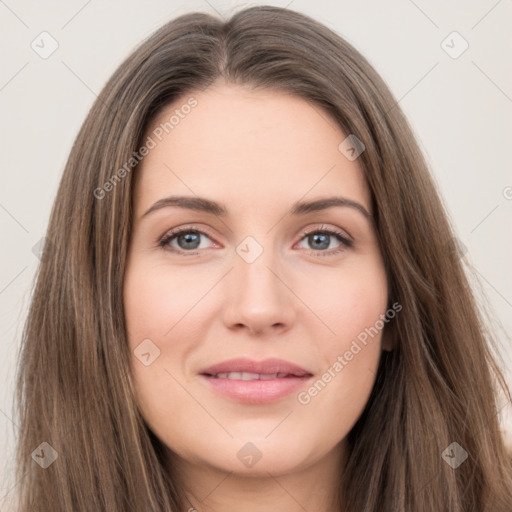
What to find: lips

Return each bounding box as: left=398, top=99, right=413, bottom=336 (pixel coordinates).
left=200, top=357, right=311, bottom=378
left=209, top=371, right=292, bottom=380
left=199, top=358, right=313, bottom=404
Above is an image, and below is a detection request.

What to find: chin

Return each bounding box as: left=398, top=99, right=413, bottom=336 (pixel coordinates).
left=167, top=432, right=318, bottom=476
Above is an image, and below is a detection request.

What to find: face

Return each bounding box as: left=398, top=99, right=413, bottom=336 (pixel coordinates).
left=123, top=82, right=391, bottom=479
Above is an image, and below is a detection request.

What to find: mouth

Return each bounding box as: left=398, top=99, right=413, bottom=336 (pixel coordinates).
left=199, top=358, right=313, bottom=404
left=204, top=371, right=304, bottom=380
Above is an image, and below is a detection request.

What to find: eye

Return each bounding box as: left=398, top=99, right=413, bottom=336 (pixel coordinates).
left=158, top=225, right=216, bottom=255
left=157, top=224, right=353, bottom=256
left=296, top=225, right=353, bottom=257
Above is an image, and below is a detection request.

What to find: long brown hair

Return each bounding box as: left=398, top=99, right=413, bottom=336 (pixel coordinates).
left=13, top=5, right=512, bottom=511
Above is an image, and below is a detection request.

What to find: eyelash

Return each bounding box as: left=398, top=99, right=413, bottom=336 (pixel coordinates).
left=157, top=224, right=353, bottom=257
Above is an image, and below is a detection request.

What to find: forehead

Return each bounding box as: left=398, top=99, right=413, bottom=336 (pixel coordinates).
left=134, top=83, right=371, bottom=216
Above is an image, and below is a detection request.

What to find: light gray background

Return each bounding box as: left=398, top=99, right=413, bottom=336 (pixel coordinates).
left=1, top=0, right=511, bottom=506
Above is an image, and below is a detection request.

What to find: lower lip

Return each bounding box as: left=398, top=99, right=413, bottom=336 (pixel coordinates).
left=200, top=375, right=312, bottom=404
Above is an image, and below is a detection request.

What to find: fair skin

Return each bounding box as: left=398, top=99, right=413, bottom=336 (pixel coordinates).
left=124, top=81, right=392, bottom=512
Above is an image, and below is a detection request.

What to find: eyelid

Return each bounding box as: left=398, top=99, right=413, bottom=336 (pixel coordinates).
left=157, top=224, right=218, bottom=250
left=300, top=224, right=353, bottom=243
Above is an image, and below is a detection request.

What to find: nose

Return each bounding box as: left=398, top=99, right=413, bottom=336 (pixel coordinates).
left=221, top=244, right=296, bottom=336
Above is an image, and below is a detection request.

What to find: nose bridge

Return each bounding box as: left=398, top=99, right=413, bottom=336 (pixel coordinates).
left=234, top=232, right=284, bottom=301
left=223, top=231, right=295, bottom=333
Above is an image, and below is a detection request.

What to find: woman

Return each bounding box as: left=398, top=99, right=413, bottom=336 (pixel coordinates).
left=14, top=5, right=512, bottom=511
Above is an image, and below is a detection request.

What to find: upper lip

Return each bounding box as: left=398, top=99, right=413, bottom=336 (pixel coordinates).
left=200, top=358, right=312, bottom=377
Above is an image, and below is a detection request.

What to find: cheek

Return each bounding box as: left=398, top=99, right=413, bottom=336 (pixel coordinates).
left=124, top=261, right=200, bottom=345
left=123, top=264, right=193, bottom=437
left=123, top=260, right=212, bottom=416
left=298, top=262, right=387, bottom=418
left=330, top=283, right=387, bottom=354
left=307, top=259, right=388, bottom=351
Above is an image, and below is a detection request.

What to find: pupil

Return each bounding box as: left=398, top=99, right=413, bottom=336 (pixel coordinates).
left=180, top=232, right=200, bottom=249
left=311, top=233, right=329, bottom=250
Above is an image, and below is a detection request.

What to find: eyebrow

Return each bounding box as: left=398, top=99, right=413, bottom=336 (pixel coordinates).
left=141, top=195, right=371, bottom=220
